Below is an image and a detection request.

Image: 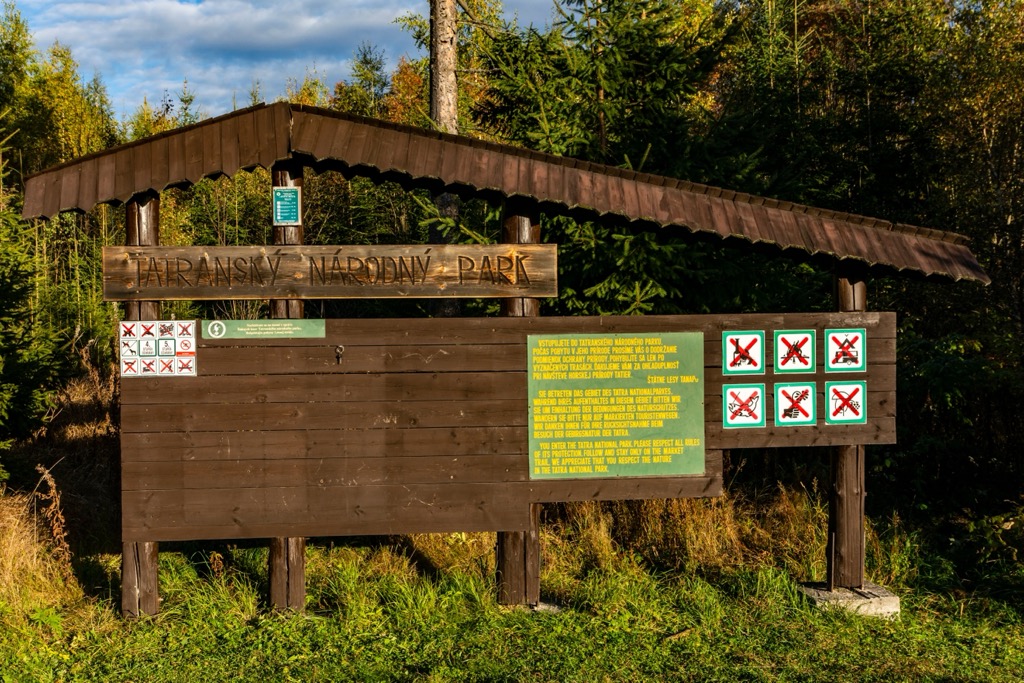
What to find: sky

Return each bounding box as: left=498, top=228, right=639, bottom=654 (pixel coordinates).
left=19, top=0, right=558, bottom=121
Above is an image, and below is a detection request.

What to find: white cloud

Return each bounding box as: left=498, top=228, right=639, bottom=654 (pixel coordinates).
left=18, top=0, right=559, bottom=119
left=22, top=0, right=422, bottom=117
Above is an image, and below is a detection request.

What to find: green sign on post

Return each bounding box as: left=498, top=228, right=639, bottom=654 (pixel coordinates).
left=272, top=187, right=302, bottom=226
left=528, top=332, right=705, bottom=479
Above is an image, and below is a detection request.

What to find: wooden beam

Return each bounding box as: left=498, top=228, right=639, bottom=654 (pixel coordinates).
left=268, top=162, right=306, bottom=611
left=828, top=268, right=868, bottom=590
left=497, top=203, right=542, bottom=606
left=121, top=191, right=160, bottom=618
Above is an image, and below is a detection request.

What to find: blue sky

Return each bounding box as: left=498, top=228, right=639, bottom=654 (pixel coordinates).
left=19, top=0, right=557, bottom=120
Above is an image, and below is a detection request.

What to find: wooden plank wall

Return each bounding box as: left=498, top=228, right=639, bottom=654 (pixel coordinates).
left=120, top=313, right=894, bottom=543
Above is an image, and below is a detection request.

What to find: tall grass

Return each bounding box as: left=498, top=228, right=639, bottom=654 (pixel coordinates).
left=0, top=491, right=80, bottom=620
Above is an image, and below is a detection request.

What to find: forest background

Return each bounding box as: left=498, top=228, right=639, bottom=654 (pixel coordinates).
left=0, top=0, right=1023, bottom=677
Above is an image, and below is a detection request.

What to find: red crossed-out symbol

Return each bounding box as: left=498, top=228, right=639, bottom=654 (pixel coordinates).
left=178, top=322, right=193, bottom=336
left=159, top=359, right=175, bottom=373
left=780, top=336, right=810, bottom=366
left=177, top=358, right=194, bottom=373
left=831, top=334, right=859, bottom=364
left=121, top=323, right=135, bottom=337
left=729, top=337, right=759, bottom=368
left=831, top=386, right=861, bottom=417
left=728, top=390, right=759, bottom=420
left=140, top=323, right=156, bottom=338
left=123, top=359, right=137, bottom=373
left=141, top=359, right=157, bottom=373
left=780, top=388, right=810, bottom=418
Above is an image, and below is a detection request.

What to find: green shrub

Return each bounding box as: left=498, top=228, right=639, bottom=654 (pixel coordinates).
left=0, top=208, right=63, bottom=478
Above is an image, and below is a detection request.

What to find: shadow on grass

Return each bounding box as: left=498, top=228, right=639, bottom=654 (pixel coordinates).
left=5, top=399, right=122, bottom=559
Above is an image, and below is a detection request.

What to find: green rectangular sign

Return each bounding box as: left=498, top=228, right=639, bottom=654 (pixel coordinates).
left=202, top=319, right=325, bottom=339
left=528, top=332, right=705, bottom=479
left=272, top=187, right=301, bottom=226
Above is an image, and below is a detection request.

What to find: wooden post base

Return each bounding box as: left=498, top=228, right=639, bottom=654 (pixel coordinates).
left=269, top=537, right=306, bottom=610
left=121, top=541, right=159, bottom=618
left=827, top=444, right=866, bottom=590
left=496, top=504, right=540, bottom=606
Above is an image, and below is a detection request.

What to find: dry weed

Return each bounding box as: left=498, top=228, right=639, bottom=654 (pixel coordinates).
left=538, top=502, right=623, bottom=582
left=33, top=464, right=71, bottom=563
left=48, top=358, right=117, bottom=444
left=609, top=497, right=746, bottom=571
left=0, top=492, right=82, bottom=617
left=739, top=483, right=829, bottom=579
left=6, top=371, right=122, bottom=555
left=534, top=485, right=833, bottom=579
left=407, top=532, right=496, bottom=576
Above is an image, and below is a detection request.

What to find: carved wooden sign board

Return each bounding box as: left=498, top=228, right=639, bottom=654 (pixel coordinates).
left=103, top=245, right=557, bottom=300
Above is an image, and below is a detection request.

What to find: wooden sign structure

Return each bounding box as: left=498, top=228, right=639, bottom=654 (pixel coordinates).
left=103, top=245, right=557, bottom=300
left=119, top=313, right=894, bottom=543
left=26, top=104, right=987, bottom=618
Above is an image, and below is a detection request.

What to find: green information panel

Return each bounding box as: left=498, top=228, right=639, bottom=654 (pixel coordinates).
left=272, top=187, right=302, bottom=226
left=528, top=332, right=705, bottom=479
left=202, top=319, right=326, bottom=339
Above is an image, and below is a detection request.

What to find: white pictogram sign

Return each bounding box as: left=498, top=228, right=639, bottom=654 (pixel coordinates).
left=825, top=381, right=867, bottom=424
left=774, top=330, right=815, bottom=374
left=825, top=328, right=866, bottom=372
left=775, top=383, right=816, bottom=426
left=722, top=331, right=765, bottom=376
left=723, top=383, right=766, bottom=428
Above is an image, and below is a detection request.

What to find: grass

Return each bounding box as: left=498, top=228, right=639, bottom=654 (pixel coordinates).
left=1, top=378, right=1023, bottom=681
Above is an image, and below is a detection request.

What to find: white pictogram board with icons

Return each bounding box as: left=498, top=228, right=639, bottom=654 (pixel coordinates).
left=119, top=320, right=197, bottom=377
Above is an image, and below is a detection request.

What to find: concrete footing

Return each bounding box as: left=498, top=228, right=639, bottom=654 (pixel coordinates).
left=798, top=582, right=901, bottom=619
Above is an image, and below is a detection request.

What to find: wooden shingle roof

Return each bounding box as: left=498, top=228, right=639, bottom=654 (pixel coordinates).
left=21, top=102, right=989, bottom=284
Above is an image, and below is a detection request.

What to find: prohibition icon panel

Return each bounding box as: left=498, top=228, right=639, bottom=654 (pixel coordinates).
left=119, top=320, right=197, bottom=377
left=717, top=328, right=874, bottom=429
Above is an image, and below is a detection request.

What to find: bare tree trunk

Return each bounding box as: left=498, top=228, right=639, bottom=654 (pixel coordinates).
left=430, top=0, right=459, bottom=135
left=430, top=0, right=460, bottom=317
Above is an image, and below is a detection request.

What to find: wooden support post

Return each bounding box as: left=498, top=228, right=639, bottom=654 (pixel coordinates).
left=268, top=163, right=307, bottom=611
left=121, top=538, right=159, bottom=618
left=269, top=537, right=306, bottom=609
left=827, top=268, right=868, bottom=591
left=121, top=191, right=161, bottom=618
left=497, top=203, right=542, bottom=606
